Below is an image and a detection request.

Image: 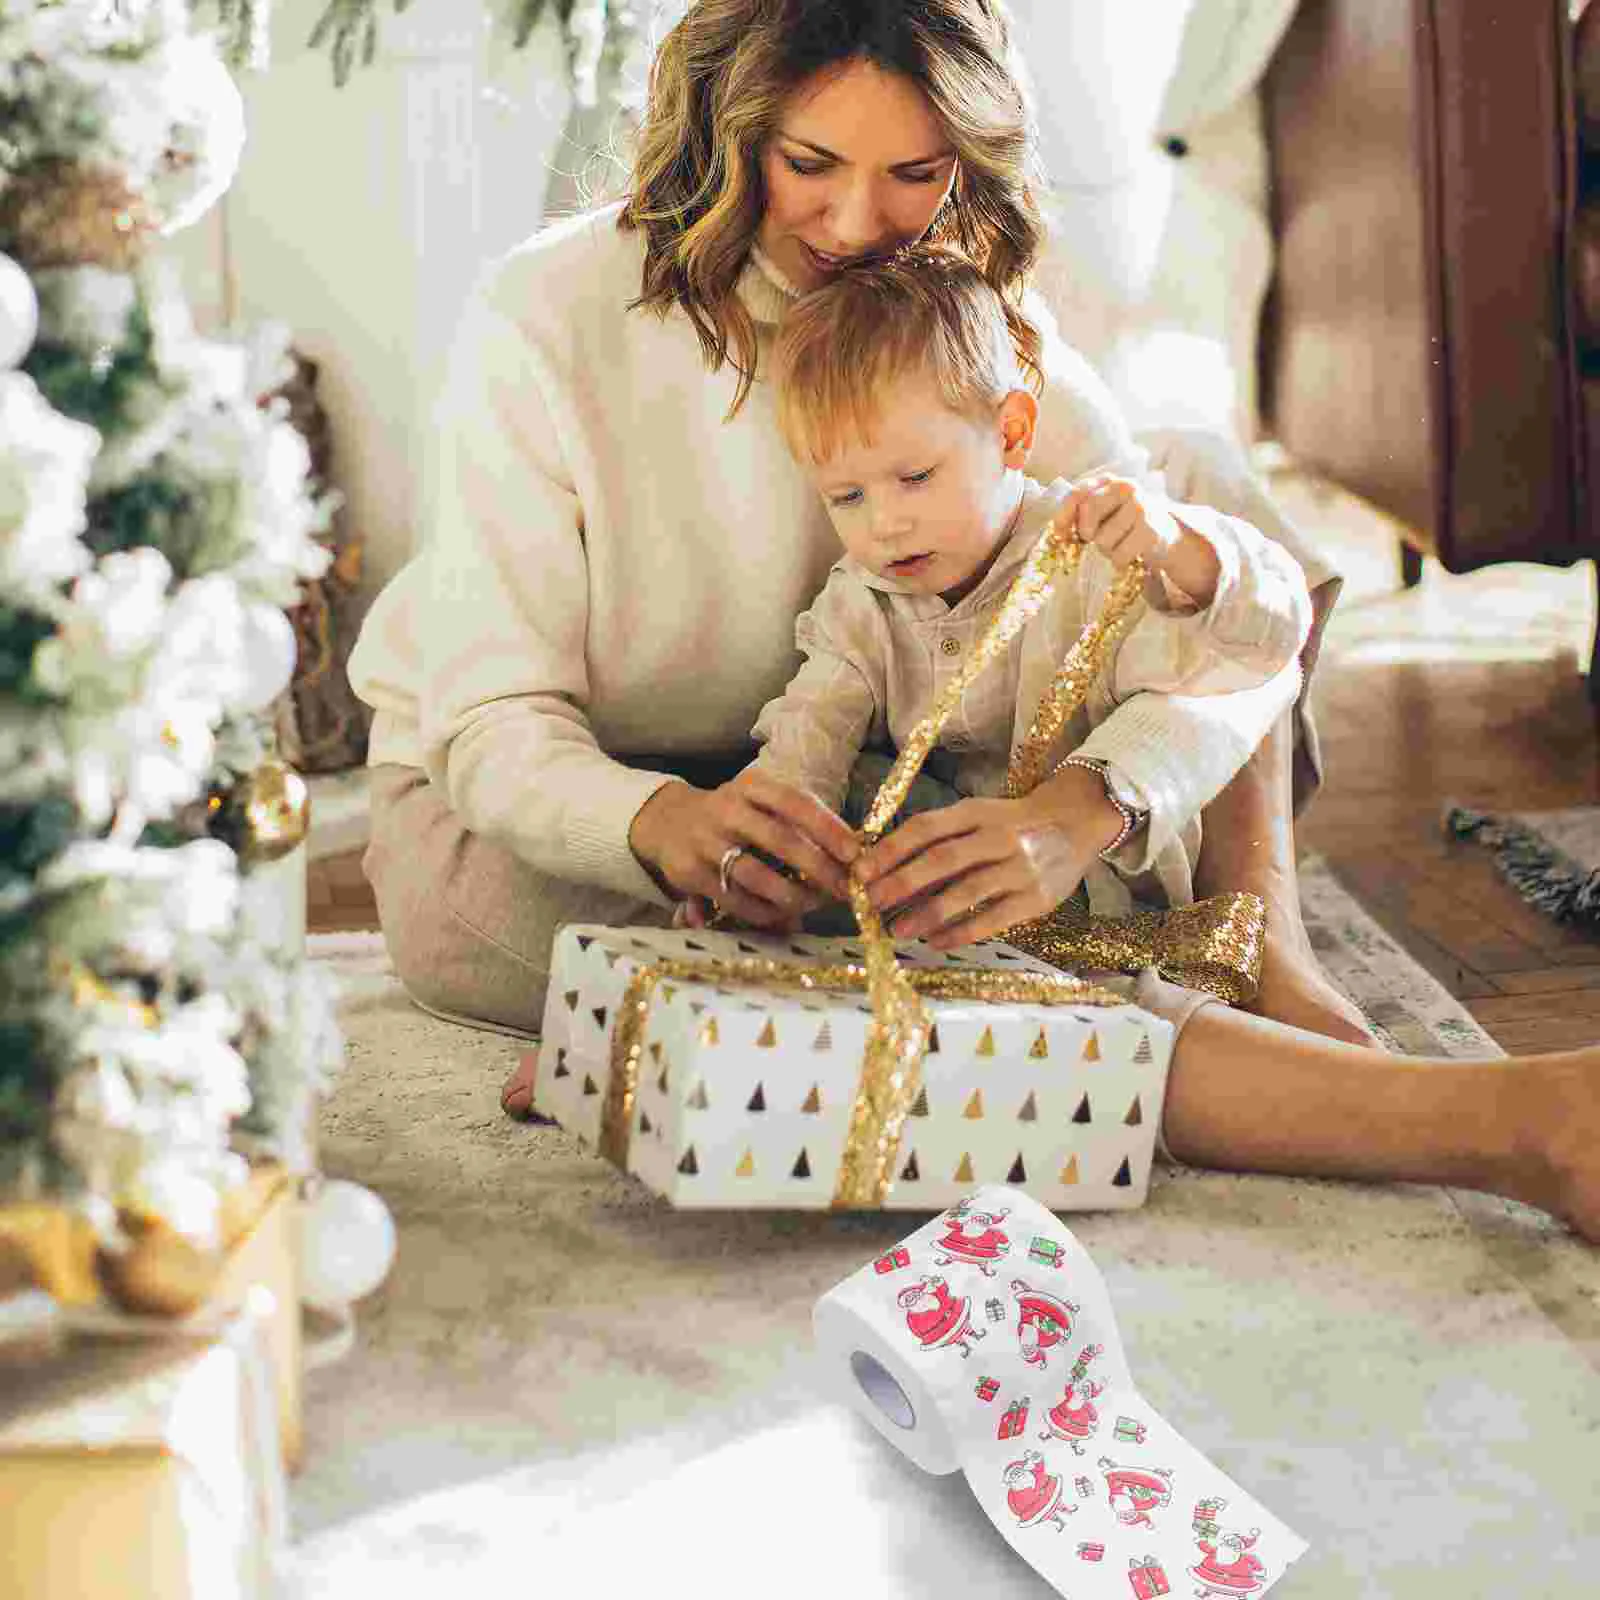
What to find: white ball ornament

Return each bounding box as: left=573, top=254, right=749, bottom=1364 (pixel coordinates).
left=0, top=252, right=39, bottom=371
left=297, top=1179, right=397, bottom=1312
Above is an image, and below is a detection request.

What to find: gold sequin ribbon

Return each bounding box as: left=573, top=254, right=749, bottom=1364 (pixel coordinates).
left=596, top=514, right=1265, bottom=1203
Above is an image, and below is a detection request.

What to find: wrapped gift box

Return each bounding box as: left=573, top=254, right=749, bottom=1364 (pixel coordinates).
left=0, top=1316, right=283, bottom=1599
left=1129, top=1556, right=1171, bottom=1598
left=975, top=1377, right=1001, bottom=1402
left=996, top=1397, right=1030, bottom=1440
left=535, top=925, right=1174, bottom=1211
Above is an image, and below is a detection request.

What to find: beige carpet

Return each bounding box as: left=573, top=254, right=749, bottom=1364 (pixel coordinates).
left=286, top=864, right=1598, bottom=1598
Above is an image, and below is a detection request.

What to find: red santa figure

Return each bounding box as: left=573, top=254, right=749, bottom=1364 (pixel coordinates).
left=933, top=1204, right=1011, bottom=1277
left=1003, top=1450, right=1075, bottom=1532
left=1100, top=1459, right=1174, bottom=1529
left=1038, top=1377, right=1104, bottom=1454
left=1189, top=1528, right=1266, bottom=1597
left=897, top=1275, right=987, bottom=1358
left=1009, top=1279, right=1077, bottom=1369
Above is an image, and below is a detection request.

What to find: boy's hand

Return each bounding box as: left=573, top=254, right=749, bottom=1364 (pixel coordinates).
left=1063, top=472, right=1220, bottom=606
left=851, top=772, right=1122, bottom=950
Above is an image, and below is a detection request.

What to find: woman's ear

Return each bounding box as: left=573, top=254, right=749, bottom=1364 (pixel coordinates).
left=998, top=388, right=1039, bottom=467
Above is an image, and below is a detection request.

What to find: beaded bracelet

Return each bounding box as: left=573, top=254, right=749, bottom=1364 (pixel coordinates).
left=1055, top=754, right=1146, bottom=862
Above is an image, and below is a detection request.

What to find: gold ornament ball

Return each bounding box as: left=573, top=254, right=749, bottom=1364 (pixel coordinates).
left=228, top=760, right=311, bottom=864
left=100, top=1218, right=225, bottom=1318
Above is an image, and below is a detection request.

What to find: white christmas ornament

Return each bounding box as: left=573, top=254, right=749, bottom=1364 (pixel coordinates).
left=298, top=1179, right=396, bottom=1312
left=0, top=252, right=39, bottom=370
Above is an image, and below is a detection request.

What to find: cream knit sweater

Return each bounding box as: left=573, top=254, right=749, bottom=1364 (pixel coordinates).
left=347, top=204, right=1319, bottom=906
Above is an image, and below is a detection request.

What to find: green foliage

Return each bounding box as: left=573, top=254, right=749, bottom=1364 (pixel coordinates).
left=0, top=798, right=80, bottom=915
left=23, top=299, right=162, bottom=442
left=0, top=601, right=59, bottom=698
left=308, top=0, right=574, bottom=84
left=0, top=1017, right=54, bottom=1154
left=85, top=473, right=206, bottom=572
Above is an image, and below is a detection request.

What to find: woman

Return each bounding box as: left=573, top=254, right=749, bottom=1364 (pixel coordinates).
left=346, top=0, right=1597, bottom=1241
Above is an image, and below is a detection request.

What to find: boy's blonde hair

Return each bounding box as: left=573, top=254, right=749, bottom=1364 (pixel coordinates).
left=772, top=245, right=1043, bottom=464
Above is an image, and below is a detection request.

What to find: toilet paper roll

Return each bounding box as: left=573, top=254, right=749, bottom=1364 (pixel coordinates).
left=814, top=1185, right=1308, bottom=1597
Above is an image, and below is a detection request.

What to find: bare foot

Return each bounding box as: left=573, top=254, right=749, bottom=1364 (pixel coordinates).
left=1249, top=938, right=1380, bottom=1047
left=1510, top=1047, right=1600, bottom=1243
left=500, top=1046, right=543, bottom=1122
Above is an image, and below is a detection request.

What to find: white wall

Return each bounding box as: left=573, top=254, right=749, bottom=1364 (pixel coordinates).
left=168, top=0, right=579, bottom=600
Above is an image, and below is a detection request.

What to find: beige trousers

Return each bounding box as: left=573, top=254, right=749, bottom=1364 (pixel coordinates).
left=365, top=760, right=726, bottom=1038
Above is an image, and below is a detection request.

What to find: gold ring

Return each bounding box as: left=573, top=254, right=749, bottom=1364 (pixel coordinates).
left=718, top=844, right=746, bottom=897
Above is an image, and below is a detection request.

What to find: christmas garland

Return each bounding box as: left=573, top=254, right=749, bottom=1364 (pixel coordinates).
left=307, top=0, right=642, bottom=107
left=0, top=0, right=341, bottom=1272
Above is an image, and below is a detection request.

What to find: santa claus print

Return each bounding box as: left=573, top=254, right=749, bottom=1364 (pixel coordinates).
left=897, top=1275, right=987, bottom=1358
left=1189, top=1526, right=1267, bottom=1597
left=1003, top=1450, right=1076, bottom=1533
left=1100, top=1458, right=1175, bottom=1529
left=932, top=1203, right=1011, bottom=1277
left=1009, top=1279, right=1078, bottom=1369
left=1038, top=1376, right=1104, bottom=1454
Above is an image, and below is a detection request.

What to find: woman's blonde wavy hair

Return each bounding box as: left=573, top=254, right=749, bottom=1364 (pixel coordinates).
left=619, top=0, right=1047, bottom=416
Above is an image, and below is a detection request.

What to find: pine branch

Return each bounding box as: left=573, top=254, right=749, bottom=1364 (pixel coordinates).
left=308, top=0, right=577, bottom=85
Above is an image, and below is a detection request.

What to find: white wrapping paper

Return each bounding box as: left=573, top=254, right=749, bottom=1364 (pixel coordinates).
left=815, top=1185, right=1307, bottom=1597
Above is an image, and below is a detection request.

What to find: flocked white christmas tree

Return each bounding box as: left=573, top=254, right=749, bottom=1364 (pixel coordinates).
left=0, top=0, right=344, bottom=1268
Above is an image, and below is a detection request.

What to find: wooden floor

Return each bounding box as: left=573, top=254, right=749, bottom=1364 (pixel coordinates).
left=308, top=468, right=1600, bottom=1053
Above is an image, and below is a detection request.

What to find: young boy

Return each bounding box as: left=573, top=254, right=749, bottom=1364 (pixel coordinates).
left=738, top=246, right=1311, bottom=941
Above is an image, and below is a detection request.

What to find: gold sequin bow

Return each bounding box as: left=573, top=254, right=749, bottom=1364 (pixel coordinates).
left=602, top=518, right=1264, bottom=1206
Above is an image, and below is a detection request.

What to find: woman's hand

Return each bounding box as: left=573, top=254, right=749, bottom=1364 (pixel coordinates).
left=853, top=766, right=1123, bottom=950
left=629, top=768, right=859, bottom=932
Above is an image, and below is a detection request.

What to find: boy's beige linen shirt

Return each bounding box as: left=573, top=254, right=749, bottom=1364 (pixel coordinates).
left=751, top=476, right=1309, bottom=913
left=347, top=204, right=1331, bottom=905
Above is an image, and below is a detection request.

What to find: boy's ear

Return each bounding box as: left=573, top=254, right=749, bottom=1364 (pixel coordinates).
left=998, top=389, right=1039, bottom=467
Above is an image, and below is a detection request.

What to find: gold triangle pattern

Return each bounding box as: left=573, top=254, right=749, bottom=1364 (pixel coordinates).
left=1083, top=1032, right=1101, bottom=1062
left=756, top=1018, right=778, bottom=1048
left=553, top=1049, right=570, bottom=1080
left=927, top=1024, right=941, bottom=1054
left=677, top=1146, right=699, bottom=1176
left=689, top=1001, right=706, bottom=1016
left=591, top=1006, right=608, bottom=1031
left=649, top=1041, right=663, bottom=1065
left=1113, top=1157, right=1133, bottom=1188
left=976, top=1025, right=996, bottom=1058
left=735, top=1148, right=756, bottom=1179
left=791, top=1149, right=811, bottom=1179
left=910, top=1086, right=930, bottom=1118
left=1029, top=1027, right=1049, bottom=1059
left=963, top=1089, right=984, bottom=1120
left=801, top=1083, right=823, bottom=1114
left=639, top=1110, right=653, bottom=1135
left=656, top=1065, right=669, bottom=1095
left=582, top=1074, right=599, bottom=1097
left=813, top=1020, right=833, bottom=1051
left=1007, top=1153, right=1027, bottom=1184
left=900, top=1151, right=921, bottom=1181
left=1124, top=1096, right=1142, bottom=1127
left=688, top=1080, right=710, bottom=1110
left=1133, top=1032, right=1154, bottom=1064
left=662, top=984, right=678, bottom=1003
left=576, top=935, right=594, bottom=952
left=954, top=1153, right=975, bottom=1184
left=747, top=1083, right=767, bottom=1112
left=1060, top=1154, right=1080, bottom=1185
left=604, top=950, right=622, bottom=968
left=700, top=1017, right=720, bottom=1047
left=564, top=990, right=580, bottom=1011
left=1073, top=1093, right=1092, bottom=1124
left=1017, top=1091, right=1037, bottom=1122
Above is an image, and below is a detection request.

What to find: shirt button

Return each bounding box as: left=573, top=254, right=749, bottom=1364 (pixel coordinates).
left=940, top=636, right=961, bottom=657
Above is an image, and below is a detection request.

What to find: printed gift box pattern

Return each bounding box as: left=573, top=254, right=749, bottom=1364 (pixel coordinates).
left=535, top=925, right=1175, bottom=1210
